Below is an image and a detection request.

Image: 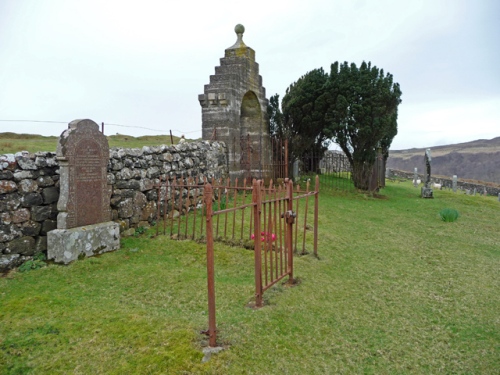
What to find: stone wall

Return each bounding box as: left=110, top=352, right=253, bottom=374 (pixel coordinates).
left=0, top=141, right=227, bottom=271
left=387, top=169, right=500, bottom=196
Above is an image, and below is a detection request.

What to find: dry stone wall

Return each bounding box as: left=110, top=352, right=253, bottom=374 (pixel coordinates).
left=0, top=141, right=227, bottom=271
left=387, top=168, right=500, bottom=196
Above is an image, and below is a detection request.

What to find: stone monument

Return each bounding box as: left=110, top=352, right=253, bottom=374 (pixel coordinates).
left=421, top=148, right=433, bottom=198
left=452, top=175, right=457, bottom=192
left=199, top=24, right=272, bottom=181
left=47, top=119, right=120, bottom=264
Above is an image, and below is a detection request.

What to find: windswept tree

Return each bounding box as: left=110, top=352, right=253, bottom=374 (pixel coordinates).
left=325, top=61, right=402, bottom=190
left=280, top=68, right=330, bottom=172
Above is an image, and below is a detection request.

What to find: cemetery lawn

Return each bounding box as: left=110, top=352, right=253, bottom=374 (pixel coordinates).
left=1, top=181, right=499, bottom=374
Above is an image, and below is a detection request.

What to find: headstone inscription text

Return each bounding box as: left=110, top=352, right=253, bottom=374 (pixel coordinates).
left=74, top=139, right=105, bottom=226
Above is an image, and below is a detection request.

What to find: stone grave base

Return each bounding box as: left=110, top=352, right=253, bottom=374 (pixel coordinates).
left=48, top=222, right=120, bottom=264
left=421, top=187, right=434, bottom=198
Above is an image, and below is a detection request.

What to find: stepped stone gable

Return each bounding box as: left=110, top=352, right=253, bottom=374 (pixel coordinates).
left=56, top=119, right=111, bottom=229
left=199, top=24, right=272, bottom=181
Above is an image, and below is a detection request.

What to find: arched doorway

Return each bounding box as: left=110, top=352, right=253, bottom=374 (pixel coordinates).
left=240, top=91, right=263, bottom=179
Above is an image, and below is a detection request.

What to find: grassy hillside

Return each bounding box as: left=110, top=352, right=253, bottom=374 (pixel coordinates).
left=0, top=132, right=182, bottom=154
left=387, top=137, right=500, bottom=183
left=1, top=181, right=499, bottom=374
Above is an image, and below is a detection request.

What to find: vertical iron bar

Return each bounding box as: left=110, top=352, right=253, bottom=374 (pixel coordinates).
left=177, top=179, right=183, bottom=239
left=273, top=183, right=278, bottom=280
left=155, top=181, right=161, bottom=237
left=279, top=184, right=284, bottom=275
left=232, top=178, right=238, bottom=240
left=204, top=184, right=217, bottom=347
left=302, top=179, right=310, bottom=254
left=294, top=184, right=300, bottom=253
left=163, top=179, right=167, bottom=235
left=253, top=179, right=263, bottom=308
left=192, top=178, right=198, bottom=240
left=224, top=178, right=230, bottom=239
left=262, top=181, right=268, bottom=287
left=286, top=179, right=294, bottom=283
left=314, top=175, right=319, bottom=257
left=185, top=179, right=191, bottom=239
left=170, top=178, right=176, bottom=237
left=241, top=178, right=247, bottom=241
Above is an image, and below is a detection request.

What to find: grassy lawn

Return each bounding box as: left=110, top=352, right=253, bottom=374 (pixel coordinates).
left=1, top=181, right=499, bottom=374
left=0, top=133, right=180, bottom=154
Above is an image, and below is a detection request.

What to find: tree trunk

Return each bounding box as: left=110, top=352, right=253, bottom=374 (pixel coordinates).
left=352, top=160, right=374, bottom=191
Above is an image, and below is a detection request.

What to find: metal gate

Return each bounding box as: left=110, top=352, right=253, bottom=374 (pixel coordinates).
left=203, top=176, right=319, bottom=347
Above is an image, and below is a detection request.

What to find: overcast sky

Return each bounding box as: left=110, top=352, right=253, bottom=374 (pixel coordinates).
left=1, top=0, right=499, bottom=150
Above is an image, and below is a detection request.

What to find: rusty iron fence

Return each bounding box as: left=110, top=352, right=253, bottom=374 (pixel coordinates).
left=151, top=173, right=317, bottom=252
left=237, top=135, right=289, bottom=183
left=299, top=150, right=354, bottom=192
left=152, top=176, right=319, bottom=347
left=301, top=150, right=386, bottom=192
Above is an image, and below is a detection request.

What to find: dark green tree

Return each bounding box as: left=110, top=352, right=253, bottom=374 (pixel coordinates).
left=267, top=94, right=284, bottom=139
left=280, top=68, right=330, bottom=172
left=325, top=61, right=402, bottom=190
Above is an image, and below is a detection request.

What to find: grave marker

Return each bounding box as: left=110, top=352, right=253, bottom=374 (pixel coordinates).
left=48, top=119, right=119, bottom=264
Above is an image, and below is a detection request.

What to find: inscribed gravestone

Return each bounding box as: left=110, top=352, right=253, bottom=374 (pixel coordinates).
left=421, top=148, right=433, bottom=198
left=57, top=119, right=111, bottom=228
left=48, top=119, right=119, bottom=264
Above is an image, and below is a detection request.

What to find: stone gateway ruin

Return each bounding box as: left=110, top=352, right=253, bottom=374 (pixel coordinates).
left=47, top=119, right=120, bottom=264
left=199, top=24, right=272, bottom=181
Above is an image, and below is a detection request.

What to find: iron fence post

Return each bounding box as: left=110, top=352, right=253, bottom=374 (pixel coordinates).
left=253, top=179, right=263, bottom=307
left=286, top=178, right=294, bottom=282
left=204, top=183, right=217, bottom=347
left=314, top=175, right=319, bottom=257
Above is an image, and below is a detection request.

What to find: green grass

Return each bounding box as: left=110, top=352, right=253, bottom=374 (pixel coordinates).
left=1, top=181, right=499, bottom=374
left=0, top=133, right=182, bottom=154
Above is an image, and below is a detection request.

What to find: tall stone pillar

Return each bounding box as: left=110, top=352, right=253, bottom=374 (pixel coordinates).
left=199, top=24, right=271, bottom=182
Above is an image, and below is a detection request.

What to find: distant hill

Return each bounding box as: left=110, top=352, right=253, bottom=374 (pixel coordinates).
left=387, top=137, right=500, bottom=184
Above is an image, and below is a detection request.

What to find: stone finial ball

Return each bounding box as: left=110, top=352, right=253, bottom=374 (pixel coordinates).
left=235, top=24, right=245, bottom=34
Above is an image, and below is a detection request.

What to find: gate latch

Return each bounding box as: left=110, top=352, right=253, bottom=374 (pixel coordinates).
left=282, top=210, right=296, bottom=224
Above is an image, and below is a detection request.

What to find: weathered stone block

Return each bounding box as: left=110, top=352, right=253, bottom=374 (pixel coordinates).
left=18, top=179, right=38, bottom=194
left=41, top=219, right=57, bottom=235
left=20, top=220, right=42, bottom=236
left=6, top=236, right=36, bottom=255
left=42, top=187, right=59, bottom=204
left=47, top=221, right=120, bottom=264
left=1, top=193, right=22, bottom=211
left=0, top=224, right=22, bottom=242
left=0, top=154, right=17, bottom=171
left=35, top=236, right=47, bottom=252
left=139, top=178, right=153, bottom=192
left=118, top=198, right=134, bottom=218
left=22, top=192, right=43, bottom=207
left=0, top=171, right=14, bottom=180
left=0, top=180, right=17, bottom=194
left=0, top=254, right=22, bottom=272
left=16, top=155, right=37, bottom=170
left=11, top=208, right=30, bottom=223
left=141, top=201, right=157, bottom=221
left=37, top=176, right=55, bottom=187
left=31, top=206, right=52, bottom=221
left=116, top=180, right=140, bottom=189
